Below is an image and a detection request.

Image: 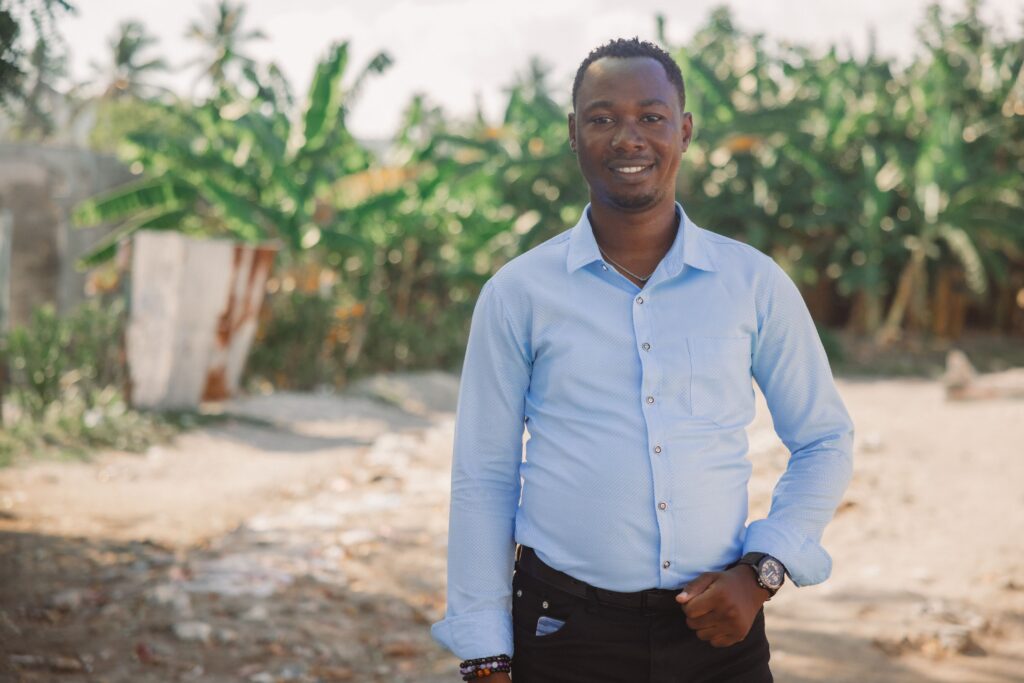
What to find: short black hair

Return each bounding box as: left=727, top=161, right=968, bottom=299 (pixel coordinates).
left=572, top=37, right=686, bottom=112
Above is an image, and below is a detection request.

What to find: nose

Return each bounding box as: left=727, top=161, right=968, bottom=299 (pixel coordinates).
left=611, top=119, right=646, bottom=152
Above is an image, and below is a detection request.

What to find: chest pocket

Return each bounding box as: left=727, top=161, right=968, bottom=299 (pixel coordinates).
left=686, top=336, right=754, bottom=428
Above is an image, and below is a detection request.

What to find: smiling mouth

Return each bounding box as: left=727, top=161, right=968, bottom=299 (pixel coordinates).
left=610, top=163, right=654, bottom=175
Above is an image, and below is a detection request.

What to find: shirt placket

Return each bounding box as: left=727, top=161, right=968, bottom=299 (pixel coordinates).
left=631, top=290, right=674, bottom=583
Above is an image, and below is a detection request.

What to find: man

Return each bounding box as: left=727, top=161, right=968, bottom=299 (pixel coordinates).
left=431, top=37, right=853, bottom=683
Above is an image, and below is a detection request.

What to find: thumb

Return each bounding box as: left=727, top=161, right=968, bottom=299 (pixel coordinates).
left=676, top=572, right=719, bottom=604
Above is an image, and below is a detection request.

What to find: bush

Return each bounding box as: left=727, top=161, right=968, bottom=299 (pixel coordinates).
left=246, top=288, right=343, bottom=390
left=2, top=299, right=126, bottom=419
left=0, top=388, right=181, bottom=466
left=0, top=298, right=183, bottom=465
left=244, top=271, right=476, bottom=391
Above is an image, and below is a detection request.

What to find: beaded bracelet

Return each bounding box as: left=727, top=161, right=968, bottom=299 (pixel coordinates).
left=459, top=654, right=511, bottom=680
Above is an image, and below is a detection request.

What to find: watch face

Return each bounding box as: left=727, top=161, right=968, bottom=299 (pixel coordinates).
left=760, top=557, right=785, bottom=589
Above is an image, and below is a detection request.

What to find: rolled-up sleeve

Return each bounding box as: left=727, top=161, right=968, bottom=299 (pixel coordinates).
left=745, top=261, right=854, bottom=586
left=430, top=279, right=532, bottom=659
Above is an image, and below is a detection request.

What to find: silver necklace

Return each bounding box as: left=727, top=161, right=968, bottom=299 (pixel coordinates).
left=598, top=248, right=654, bottom=282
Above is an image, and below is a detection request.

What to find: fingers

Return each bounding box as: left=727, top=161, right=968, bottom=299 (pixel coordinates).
left=681, top=582, right=721, bottom=618
left=694, top=622, right=743, bottom=648
left=694, top=625, right=737, bottom=647
left=675, top=571, right=719, bottom=605
left=681, top=569, right=761, bottom=647
left=685, top=611, right=718, bottom=630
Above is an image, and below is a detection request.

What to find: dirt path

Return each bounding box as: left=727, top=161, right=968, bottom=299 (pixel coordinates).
left=1, top=371, right=1022, bottom=682
left=753, top=378, right=1024, bottom=682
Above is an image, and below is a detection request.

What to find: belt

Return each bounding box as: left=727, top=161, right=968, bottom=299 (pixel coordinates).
left=515, top=545, right=683, bottom=612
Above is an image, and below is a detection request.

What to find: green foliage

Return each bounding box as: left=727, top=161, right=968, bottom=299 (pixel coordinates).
left=661, top=2, right=1024, bottom=338
left=0, top=6, right=21, bottom=105
left=0, top=0, right=74, bottom=137
left=246, top=288, right=342, bottom=389
left=0, top=298, right=190, bottom=466
left=0, top=0, right=73, bottom=108
left=76, top=45, right=587, bottom=385
left=71, top=1, right=1024, bottom=396
left=2, top=299, right=125, bottom=418
left=87, top=96, right=187, bottom=152
left=305, top=59, right=585, bottom=380
left=74, top=41, right=387, bottom=260
left=88, top=19, right=168, bottom=100
left=184, top=0, right=267, bottom=89
left=0, top=387, right=181, bottom=466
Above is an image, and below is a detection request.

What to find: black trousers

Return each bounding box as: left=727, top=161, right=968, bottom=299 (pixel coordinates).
left=511, top=559, right=773, bottom=683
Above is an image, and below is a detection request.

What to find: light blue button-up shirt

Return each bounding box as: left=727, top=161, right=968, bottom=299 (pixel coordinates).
left=431, top=204, right=854, bottom=660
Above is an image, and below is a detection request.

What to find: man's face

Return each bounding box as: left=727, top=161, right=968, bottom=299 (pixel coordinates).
left=569, top=57, right=693, bottom=213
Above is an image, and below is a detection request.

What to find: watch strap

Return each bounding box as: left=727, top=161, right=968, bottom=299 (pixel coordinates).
left=739, top=552, right=768, bottom=566
left=737, top=552, right=783, bottom=597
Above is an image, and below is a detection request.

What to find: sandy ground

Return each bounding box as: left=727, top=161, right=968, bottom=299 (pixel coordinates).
left=0, top=370, right=1022, bottom=682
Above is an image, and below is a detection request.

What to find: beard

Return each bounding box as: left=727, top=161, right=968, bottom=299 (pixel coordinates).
left=606, top=185, right=663, bottom=211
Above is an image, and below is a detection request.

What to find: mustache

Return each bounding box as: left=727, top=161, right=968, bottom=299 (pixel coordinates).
left=607, top=158, right=655, bottom=165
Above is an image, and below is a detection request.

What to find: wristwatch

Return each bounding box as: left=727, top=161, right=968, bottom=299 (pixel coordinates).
left=737, top=552, right=786, bottom=598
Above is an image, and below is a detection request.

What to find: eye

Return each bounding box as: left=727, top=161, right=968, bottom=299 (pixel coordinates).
left=589, top=115, right=613, bottom=125
left=641, top=114, right=665, bottom=123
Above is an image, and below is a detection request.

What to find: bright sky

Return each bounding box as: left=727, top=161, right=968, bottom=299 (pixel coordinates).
left=61, top=0, right=1022, bottom=140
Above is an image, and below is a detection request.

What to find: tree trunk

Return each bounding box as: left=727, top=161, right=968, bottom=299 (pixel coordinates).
left=907, top=259, right=931, bottom=333
left=394, top=237, right=419, bottom=319
left=932, top=267, right=953, bottom=337
left=844, top=290, right=881, bottom=335
left=992, top=271, right=1024, bottom=334
left=344, top=249, right=386, bottom=372
left=861, top=289, right=883, bottom=335
left=877, top=248, right=926, bottom=346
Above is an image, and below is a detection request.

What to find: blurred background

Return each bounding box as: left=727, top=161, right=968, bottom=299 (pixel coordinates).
left=0, top=1, right=1022, bottom=682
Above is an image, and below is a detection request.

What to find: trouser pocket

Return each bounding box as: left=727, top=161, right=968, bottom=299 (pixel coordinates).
left=512, top=571, right=585, bottom=645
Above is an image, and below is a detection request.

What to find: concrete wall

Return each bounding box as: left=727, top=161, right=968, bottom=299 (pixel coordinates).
left=0, top=143, right=135, bottom=326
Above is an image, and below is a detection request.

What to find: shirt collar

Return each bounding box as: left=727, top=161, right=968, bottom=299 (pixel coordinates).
left=565, top=202, right=717, bottom=276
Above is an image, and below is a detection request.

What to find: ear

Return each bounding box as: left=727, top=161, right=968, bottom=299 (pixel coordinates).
left=567, top=112, right=577, bottom=153
left=680, top=112, right=694, bottom=153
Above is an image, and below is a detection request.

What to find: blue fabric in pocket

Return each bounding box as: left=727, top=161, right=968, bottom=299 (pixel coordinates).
left=535, top=616, right=566, bottom=636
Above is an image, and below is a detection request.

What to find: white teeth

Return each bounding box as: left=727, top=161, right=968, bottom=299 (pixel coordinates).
left=616, top=166, right=646, bottom=173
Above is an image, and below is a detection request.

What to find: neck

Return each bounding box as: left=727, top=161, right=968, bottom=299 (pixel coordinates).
left=588, top=198, right=679, bottom=280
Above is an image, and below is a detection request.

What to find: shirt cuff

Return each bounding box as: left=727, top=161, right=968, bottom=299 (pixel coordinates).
left=743, top=519, right=833, bottom=587
left=430, top=609, right=514, bottom=660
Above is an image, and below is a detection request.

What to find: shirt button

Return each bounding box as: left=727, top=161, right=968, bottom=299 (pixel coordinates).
left=658, top=502, right=667, bottom=510
left=663, top=560, right=671, bottom=569
left=602, top=264, right=608, bottom=271
left=654, top=445, right=662, bottom=454
left=646, top=396, right=655, bottom=405
left=636, top=296, right=644, bottom=304
left=642, top=342, right=651, bottom=351
left=542, top=600, right=549, bottom=609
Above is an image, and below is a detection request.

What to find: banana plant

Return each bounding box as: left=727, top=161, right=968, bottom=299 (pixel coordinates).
left=877, top=1, right=1024, bottom=341
left=660, top=4, right=1024, bottom=338
left=74, top=41, right=392, bottom=265
left=660, top=10, right=833, bottom=280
